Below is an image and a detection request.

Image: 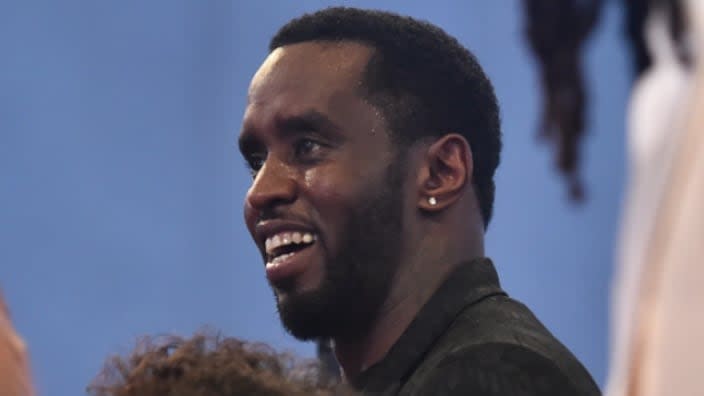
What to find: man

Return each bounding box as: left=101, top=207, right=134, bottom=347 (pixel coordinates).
left=239, top=7, right=600, bottom=395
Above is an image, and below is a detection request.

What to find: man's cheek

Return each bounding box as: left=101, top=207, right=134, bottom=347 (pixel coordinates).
left=243, top=202, right=257, bottom=236
left=303, top=169, right=358, bottom=208
left=303, top=169, right=363, bottom=247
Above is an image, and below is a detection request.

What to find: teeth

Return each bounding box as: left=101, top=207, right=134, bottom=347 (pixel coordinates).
left=265, top=231, right=316, bottom=256
left=265, top=234, right=281, bottom=253
left=266, top=251, right=299, bottom=268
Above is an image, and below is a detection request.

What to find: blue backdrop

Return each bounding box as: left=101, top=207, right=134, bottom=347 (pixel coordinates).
left=1, top=1, right=628, bottom=394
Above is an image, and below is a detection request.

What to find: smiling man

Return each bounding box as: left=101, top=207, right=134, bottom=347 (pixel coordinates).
left=239, top=7, right=600, bottom=396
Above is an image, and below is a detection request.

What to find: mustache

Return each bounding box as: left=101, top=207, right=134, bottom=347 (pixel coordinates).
left=256, top=208, right=317, bottom=230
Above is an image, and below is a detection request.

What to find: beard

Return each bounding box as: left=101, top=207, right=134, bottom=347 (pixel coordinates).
left=275, top=159, right=406, bottom=341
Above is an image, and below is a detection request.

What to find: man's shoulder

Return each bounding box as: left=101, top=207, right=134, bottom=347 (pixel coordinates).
left=401, top=342, right=598, bottom=396
left=449, top=294, right=565, bottom=351
left=400, top=295, right=601, bottom=395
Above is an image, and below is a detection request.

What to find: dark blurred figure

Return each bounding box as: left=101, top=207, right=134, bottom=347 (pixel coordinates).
left=87, top=331, right=353, bottom=396
left=623, top=0, right=689, bottom=75
left=240, top=7, right=600, bottom=395
left=521, top=0, right=689, bottom=201
left=522, top=0, right=603, bottom=200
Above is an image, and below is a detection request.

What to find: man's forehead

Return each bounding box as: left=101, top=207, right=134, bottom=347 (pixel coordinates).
left=248, top=41, right=374, bottom=100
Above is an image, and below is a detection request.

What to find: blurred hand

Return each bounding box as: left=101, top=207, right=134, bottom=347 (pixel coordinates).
left=0, top=292, right=34, bottom=396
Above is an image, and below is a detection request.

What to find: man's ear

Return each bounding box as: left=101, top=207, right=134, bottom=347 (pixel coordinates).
left=417, top=134, right=473, bottom=212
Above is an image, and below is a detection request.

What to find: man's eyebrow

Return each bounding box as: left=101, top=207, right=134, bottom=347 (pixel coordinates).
left=238, top=128, right=258, bottom=156
left=238, top=110, right=342, bottom=155
left=276, top=110, right=341, bottom=135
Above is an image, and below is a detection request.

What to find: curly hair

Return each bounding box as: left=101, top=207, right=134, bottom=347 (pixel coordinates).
left=87, top=331, right=351, bottom=396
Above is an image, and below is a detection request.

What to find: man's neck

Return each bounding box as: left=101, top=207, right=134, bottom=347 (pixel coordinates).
left=333, top=211, right=485, bottom=382
left=332, top=258, right=459, bottom=381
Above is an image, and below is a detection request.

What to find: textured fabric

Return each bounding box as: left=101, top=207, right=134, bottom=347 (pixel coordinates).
left=0, top=293, right=34, bottom=396
left=352, top=258, right=600, bottom=396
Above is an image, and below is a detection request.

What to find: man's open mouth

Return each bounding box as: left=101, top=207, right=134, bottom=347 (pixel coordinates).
left=265, top=231, right=317, bottom=268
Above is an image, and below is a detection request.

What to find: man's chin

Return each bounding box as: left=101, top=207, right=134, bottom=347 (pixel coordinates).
left=276, top=294, right=325, bottom=340
left=275, top=288, right=355, bottom=340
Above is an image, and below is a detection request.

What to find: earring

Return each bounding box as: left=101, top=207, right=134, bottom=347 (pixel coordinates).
left=428, top=196, right=437, bottom=206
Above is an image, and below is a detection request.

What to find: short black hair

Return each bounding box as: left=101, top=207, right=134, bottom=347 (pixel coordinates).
left=270, top=7, right=502, bottom=228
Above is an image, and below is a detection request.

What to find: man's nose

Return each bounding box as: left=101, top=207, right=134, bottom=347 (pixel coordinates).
left=245, top=159, right=297, bottom=213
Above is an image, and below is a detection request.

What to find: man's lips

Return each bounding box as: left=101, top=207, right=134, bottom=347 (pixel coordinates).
left=265, top=241, right=318, bottom=286
left=254, top=219, right=316, bottom=248
left=253, top=220, right=322, bottom=288
left=264, top=230, right=316, bottom=260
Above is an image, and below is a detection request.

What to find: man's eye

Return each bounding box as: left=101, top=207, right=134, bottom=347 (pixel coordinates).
left=245, top=155, right=266, bottom=176
left=294, top=139, right=322, bottom=159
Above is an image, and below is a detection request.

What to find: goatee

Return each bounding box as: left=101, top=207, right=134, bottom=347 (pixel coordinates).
left=275, top=159, right=406, bottom=341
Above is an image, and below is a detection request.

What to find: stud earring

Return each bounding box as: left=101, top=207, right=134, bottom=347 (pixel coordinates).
left=428, top=196, right=437, bottom=206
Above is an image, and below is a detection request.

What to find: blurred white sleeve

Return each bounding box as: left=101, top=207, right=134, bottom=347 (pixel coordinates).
left=607, top=1, right=704, bottom=395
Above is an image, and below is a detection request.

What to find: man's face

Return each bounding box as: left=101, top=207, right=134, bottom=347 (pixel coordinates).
left=239, top=42, right=407, bottom=340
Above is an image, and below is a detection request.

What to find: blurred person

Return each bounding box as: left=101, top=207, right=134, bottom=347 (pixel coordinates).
left=522, top=0, right=604, bottom=200
left=520, top=0, right=688, bottom=200
left=521, top=0, right=704, bottom=394
left=606, top=0, right=704, bottom=395
left=239, top=7, right=600, bottom=395
left=87, top=331, right=353, bottom=396
left=0, top=292, right=34, bottom=396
